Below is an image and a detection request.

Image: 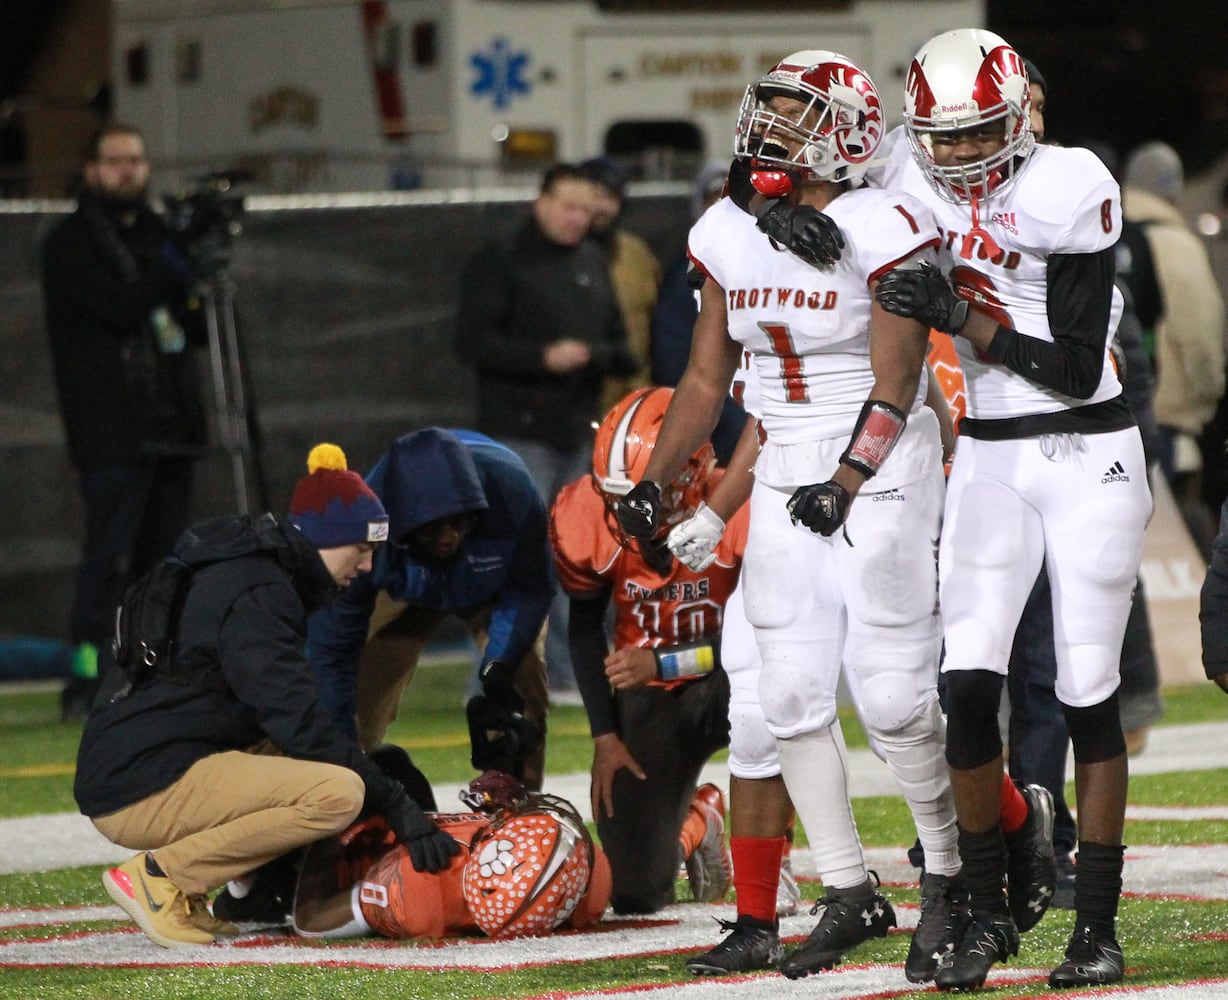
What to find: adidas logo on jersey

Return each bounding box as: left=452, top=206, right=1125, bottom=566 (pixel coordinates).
left=990, top=210, right=1019, bottom=235
left=1101, top=460, right=1130, bottom=483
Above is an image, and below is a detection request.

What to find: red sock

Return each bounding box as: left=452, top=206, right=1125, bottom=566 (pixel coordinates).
left=730, top=836, right=786, bottom=924
left=1000, top=773, right=1028, bottom=834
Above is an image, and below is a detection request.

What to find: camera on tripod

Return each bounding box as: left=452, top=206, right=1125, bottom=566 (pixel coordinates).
left=162, top=170, right=250, bottom=280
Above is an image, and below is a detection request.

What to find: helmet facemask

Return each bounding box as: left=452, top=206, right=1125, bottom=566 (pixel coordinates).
left=904, top=29, right=1035, bottom=205
left=734, top=50, right=884, bottom=190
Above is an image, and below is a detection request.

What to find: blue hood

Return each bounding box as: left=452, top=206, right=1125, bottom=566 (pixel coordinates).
left=366, top=428, right=489, bottom=543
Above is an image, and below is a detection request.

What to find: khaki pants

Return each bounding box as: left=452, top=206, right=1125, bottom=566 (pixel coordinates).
left=91, top=743, right=364, bottom=895
left=357, top=592, right=549, bottom=788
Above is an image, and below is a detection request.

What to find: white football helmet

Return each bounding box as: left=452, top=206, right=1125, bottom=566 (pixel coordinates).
left=734, top=50, right=885, bottom=190
left=903, top=28, right=1034, bottom=203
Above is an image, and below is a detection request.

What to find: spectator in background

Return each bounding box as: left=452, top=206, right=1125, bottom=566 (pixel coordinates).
left=579, top=156, right=662, bottom=414
left=651, top=159, right=750, bottom=465
left=43, top=122, right=208, bottom=722
left=307, top=427, right=553, bottom=790
left=1124, top=140, right=1226, bottom=556
left=455, top=163, right=637, bottom=701
left=1200, top=496, right=1228, bottom=694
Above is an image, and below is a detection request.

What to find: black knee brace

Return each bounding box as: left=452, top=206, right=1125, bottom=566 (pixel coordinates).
left=944, top=669, right=1005, bottom=770
left=1063, top=692, right=1127, bottom=764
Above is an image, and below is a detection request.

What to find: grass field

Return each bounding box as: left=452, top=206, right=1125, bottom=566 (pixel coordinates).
left=2, top=666, right=1226, bottom=1000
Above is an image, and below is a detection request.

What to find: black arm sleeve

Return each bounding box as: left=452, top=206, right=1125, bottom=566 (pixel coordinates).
left=982, top=247, right=1115, bottom=400
left=567, top=589, right=619, bottom=738
left=726, top=157, right=754, bottom=213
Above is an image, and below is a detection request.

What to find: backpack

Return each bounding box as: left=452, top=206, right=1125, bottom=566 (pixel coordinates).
left=110, top=557, right=195, bottom=698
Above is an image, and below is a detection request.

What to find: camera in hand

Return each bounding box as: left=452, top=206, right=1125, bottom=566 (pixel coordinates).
left=162, top=170, right=251, bottom=280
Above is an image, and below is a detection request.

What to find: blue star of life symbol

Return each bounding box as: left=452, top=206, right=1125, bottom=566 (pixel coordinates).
left=470, top=37, right=532, bottom=110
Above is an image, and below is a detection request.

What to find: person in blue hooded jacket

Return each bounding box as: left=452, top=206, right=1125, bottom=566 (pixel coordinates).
left=308, top=428, right=553, bottom=788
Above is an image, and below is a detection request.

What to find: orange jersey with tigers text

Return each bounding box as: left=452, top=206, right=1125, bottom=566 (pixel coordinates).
left=550, top=478, right=748, bottom=665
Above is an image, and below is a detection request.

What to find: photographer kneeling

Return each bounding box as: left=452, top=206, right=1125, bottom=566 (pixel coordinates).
left=74, top=444, right=458, bottom=949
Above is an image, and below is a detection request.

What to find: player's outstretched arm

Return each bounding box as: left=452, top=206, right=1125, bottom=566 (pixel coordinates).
left=618, top=279, right=739, bottom=541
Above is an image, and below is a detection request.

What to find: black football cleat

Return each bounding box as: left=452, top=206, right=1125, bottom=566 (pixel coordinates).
left=933, top=910, right=1019, bottom=992
left=905, top=872, right=968, bottom=984
left=1048, top=925, right=1124, bottom=988
left=686, top=916, right=783, bottom=975
left=1005, top=782, right=1057, bottom=932
left=779, top=884, right=896, bottom=979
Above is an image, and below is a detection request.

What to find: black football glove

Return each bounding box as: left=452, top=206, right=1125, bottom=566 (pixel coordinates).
left=615, top=480, right=663, bottom=541
left=875, top=260, right=969, bottom=334
left=755, top=200, right=845, bottom=268
left=478, top=659, right=524, bottom=714
left=385, top=791, right=460, bottom=873
left=787, top=480, right=852, bottom=537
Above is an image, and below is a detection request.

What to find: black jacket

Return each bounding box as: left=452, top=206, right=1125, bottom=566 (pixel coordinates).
left=455, top=217, right=635, bottom=450
left=43, top=190, right=207, bottom=470
left=73, top=513, right=384, bottom=817
left=1201, top=498, right=1228, bottom=682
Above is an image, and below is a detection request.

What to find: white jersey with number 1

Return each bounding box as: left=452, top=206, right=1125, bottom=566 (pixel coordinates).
left=687, top=189, right=942, bottom=490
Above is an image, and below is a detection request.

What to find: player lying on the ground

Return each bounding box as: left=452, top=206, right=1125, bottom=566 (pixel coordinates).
left=291, top=774, right=611, bottom=940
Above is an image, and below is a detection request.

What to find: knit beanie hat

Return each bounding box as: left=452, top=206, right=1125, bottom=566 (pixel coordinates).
left=287, top=443, right=390, bottom=548
left=1124, top=141, right=1184, bottom=202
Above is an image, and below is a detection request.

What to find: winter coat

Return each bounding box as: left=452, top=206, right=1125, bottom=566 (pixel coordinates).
left=73, top=513, right=375, bottom=817
left=454, top=217, right=636, bottom=450
left=1124, top=187, right=1226, bottom=435
left=307, top=428, right=553, bottom=692
left=1201, top=498, right=1228, bottom=683
left=43, top=190, right=207, bottom=470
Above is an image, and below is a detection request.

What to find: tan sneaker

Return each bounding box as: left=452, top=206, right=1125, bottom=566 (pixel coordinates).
left=187, top=895, right=240, bottom=938
left=102, top=854, right=216, bottom=947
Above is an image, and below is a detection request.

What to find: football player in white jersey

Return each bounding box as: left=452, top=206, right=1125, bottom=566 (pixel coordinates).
left=668, top=358, right=802, bottom=977
left=616, top=51, right=961, bottom=984
left=874, top=29, right=1153, bottom=990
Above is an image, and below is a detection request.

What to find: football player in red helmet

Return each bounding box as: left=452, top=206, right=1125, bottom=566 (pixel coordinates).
left=616, top=48, right=963, bottom=984
left=873, top=28, right=1151, bottom=990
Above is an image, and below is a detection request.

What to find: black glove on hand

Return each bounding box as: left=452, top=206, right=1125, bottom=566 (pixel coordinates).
left=755, top=201, right=845, bottom=268
left=479, top=659, right=524, bottom=714
left=787, top=480, right=852, bottom=537
left=385, top=789, right=460, bottom=873
left=615, top=480, right=663, bottom=540
left=875, top=260, right=969, bottom=334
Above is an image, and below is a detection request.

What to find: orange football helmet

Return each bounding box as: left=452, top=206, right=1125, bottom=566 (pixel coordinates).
left=462, top=794, right=593, bottom=939
left=592, top=387, right=715, bottom=546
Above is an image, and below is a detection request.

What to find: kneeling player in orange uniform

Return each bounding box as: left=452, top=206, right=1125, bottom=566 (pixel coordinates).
left=550, top=387, right=745, bottom=915
left=293, top=785, right=611, bottom=940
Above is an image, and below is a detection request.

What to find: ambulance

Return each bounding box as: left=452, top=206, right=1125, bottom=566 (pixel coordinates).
left=112, top=0, right=983, bottom=192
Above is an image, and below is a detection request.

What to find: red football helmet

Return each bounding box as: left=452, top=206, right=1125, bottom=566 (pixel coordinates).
left=903, top=28, right=1034, bottom=203
left=592, top=387, right=715, bottom=545
left=462, top=794, right=593, bottom=939
left=734, top=49, right=885, bottom=194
